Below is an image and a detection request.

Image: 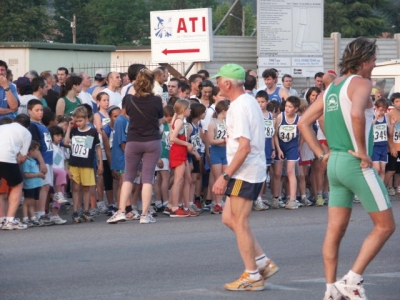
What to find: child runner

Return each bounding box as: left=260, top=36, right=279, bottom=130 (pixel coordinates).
left=27, top=99, right=54, bottom=225
left=207, top=101, right=229, bottom=214
left=21, top=141, right=46, bottom=227
left=168, top=99, right=193, bottom=217
left=187, top=103, right=206, bottom=214
left=64, top=106, right=103, bottom=223
left=255, top=90, right=274, bottom=210
left=372, top=98, right=390, bottom=182
left=273, top=96, right=301, bottom=210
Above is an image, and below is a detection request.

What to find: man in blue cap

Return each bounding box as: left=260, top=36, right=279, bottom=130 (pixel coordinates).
left=212, top=64, right=279, bottom=291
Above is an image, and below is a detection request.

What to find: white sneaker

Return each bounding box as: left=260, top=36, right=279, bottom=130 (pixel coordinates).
left=295, top=199, right=304, bottom=207
left=107, top=212, right=126, bottom=224
left=335, top=276, right=367, bottom=300
left=301, top=197, right=313, bottom=206
left=54, top=192, right=69, bottom=204
left=278, top=199, right=286, bottom=208
left=253, top=198, right=269, bottom=211
left=148, top=205, right=157, bottom=216
left=140, top=214, right=156, bottom=224
left=50, top=215, right=67, bottom=225
left=126, top=210, right=140, bottom=220
left=323, top=291, right=344, bottom=300
left=2, top=218, right=28, bottom=230
left=190, top=203, right=202, bottom=213
left=353, top=195, right=361, bottom=203
left=285, top=200, right=299, bottom=210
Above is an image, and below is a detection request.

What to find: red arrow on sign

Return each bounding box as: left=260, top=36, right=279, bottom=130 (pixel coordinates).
left=162, top=48, right=200, bottom=55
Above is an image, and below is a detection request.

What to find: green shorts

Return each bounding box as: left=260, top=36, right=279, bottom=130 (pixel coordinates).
left=327, top=151, right=391, bottom=213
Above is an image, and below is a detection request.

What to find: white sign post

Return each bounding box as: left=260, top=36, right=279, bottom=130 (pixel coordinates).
left=257, top=0, right=324, bottom=79
left=150, top=8, right=213, bottom=63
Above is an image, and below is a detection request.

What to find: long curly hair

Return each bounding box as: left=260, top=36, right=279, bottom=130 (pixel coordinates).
left=133, top=68, right=154, bottom=97
left=339, top=37, right=377, bottom=75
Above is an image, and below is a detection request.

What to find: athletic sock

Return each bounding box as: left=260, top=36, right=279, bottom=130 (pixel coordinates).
left=246, top=269, right=261, bottom=280
left=255, top=254, right=268, bottom=269
left=326, top=283, right=336, bottom=293
left=347, top=270, right=362, bottom=283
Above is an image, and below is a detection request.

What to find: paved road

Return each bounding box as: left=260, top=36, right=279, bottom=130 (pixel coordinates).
left=1, top=200, right=399, bottom=300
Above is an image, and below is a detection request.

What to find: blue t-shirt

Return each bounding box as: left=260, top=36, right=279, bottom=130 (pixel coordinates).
left=111, top=115, right=129, bottom=171
left=0, top=85, right=19, bottom=120
left=22, top=157, right=43, bottom=189
left=30, top=121, right=53, bottom=165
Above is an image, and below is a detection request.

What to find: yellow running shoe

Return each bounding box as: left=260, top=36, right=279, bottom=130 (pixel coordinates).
left=224, top=271, right=265, bottom=291
left=316, top=195, right=325, bottom=206
left=259, top=259, right=280, bottom=281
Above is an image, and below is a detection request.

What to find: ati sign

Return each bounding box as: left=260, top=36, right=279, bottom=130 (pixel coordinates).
left=150, top=8, right=213, bottom=63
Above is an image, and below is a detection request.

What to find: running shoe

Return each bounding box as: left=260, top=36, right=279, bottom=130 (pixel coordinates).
left=22, top=219, right=34, bottom=228
left=89, top=208, right=100, bottom=217
left=187, top=207, right=200, bottom=217
left=388, top=187, right=395, bottom=196
left=270, top=197, right=280, bottom=209
left=53, top=192, right=69, bottom=204
left=107, top=211, right=126, bottom=224
left=39, top=215, right=55, bottom=226
left=295, top=199, right=304, bottom=207
left=353, top=195, right=361, bottom=203
left=316, top=194, right=325, bottom=206
left=194, top=199, right=202, bottom=209
left=278, top=199, right=286, bottom=208
left=285, top=200, right=299, bottom=210
left=301, top=197, right=313, bottom=206
left=224, top=271, right=265, bottom=291
left=163, top=206, right=172, bottom=216
left=323, top=291, right=345, bottom=300
left=72, top=212, right=82, bottom=223
left=334, top=276, right=367, bottom=300
left=2, top=218, right=28, bottom=230
left=126, top=210, right=140, bottom=220
left=50, top=215, right=67, bottom=225
left=148, top=205, right=158, bottom=217
left=140, top=214, right=156, bottom=224
left=259, top=259, right=280, bottom=281
left=97, top=201, right=109, bottom=214
left=211, top=204, right=223, bottom=214
left=107, top=204, right=118, bottom=216
left=190, top=203, right=202, bottom=213
left=82, top=210, right=94, bottom=222
left=30, top=217, right=43, bottom=227
left=253, top=198, right=269, bottom=211
left=169, top=207, right=190, bottom=218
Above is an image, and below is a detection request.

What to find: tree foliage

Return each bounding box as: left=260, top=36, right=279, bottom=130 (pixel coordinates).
left=324, top=0, right=389, bottom=37
left=0, top=0, right=53, bottom=42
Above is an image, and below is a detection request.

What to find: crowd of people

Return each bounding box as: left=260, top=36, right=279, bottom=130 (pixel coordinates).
left=0, top=36, right=396, bottom=299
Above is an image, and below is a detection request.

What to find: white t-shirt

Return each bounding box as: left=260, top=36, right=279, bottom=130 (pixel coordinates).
left=201, top=104, right=215, bottom=133
left=121, top=83, right=133, bottom=97
left=226, top=93, right=266, bottom=183
left=78, top=91, right=94, bottom=107
left=18, top=94, right=35, bottom=115
left=103, top=88, right=122, bottom=107
left=0, top=123, right=32, bottom=163
left=52, top=143, right=66, bottom=169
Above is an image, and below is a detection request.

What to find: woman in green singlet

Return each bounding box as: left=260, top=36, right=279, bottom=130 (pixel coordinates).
left=55, top=75, right=82, bottom=116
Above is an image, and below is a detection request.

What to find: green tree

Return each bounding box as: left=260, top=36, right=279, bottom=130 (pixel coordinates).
left=0, top=0, right=53, bottom=42
left=213, top=1, right=256, bottom=36
left=324, top=0, right=389, bottom=37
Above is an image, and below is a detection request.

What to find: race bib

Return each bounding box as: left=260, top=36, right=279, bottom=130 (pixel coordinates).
left=191, top=133, right=201, bottom=149
left=102, top=118, right=110, bottom=126
left=216, top=123, right=226, bottom=140
left=71, top=136, right=89, bottom=158
left=393, top=123, right=400, bottom=143
left=163, top=131, right=171, bottom=150
left=279, top=125, right=297, bottom=143
left=44, top=132, right=53, bottom=151
left=264, top=119, right=275, bottom=138
left=374, top=123, right=387, bottom=142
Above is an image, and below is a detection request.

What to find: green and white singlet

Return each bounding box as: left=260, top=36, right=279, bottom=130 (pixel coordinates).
left=323, top=75, right=391, bottom=212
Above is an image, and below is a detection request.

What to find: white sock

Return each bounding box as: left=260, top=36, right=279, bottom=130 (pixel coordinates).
left=301, top=194, right=306, bottom=199
left=246, top=269, right=261, bottom=280
left=257, top=196, right=262, bottom=201
left=155, top=200, right=162, bottom=207
left=22, top=217, right=29, bottom=222
left=255, top=254, right=268, bottom=269
left=6, top=217, right=14, bottom=222
left=37, top=211, right=45, bottom=217
left=347, top=270, right=362, bottom=283
left=189, top=201, right=193, bottom=206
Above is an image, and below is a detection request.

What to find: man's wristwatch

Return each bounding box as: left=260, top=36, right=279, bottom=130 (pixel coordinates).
left=222, top=172, right=231, bottom=181
left=4, top=87, right=10, bottom=92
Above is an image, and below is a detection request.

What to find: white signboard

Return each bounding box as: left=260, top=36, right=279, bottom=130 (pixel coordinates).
left=257, top=0, right=324, bottom=78
left=150, top=8, right=213, bottom=63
